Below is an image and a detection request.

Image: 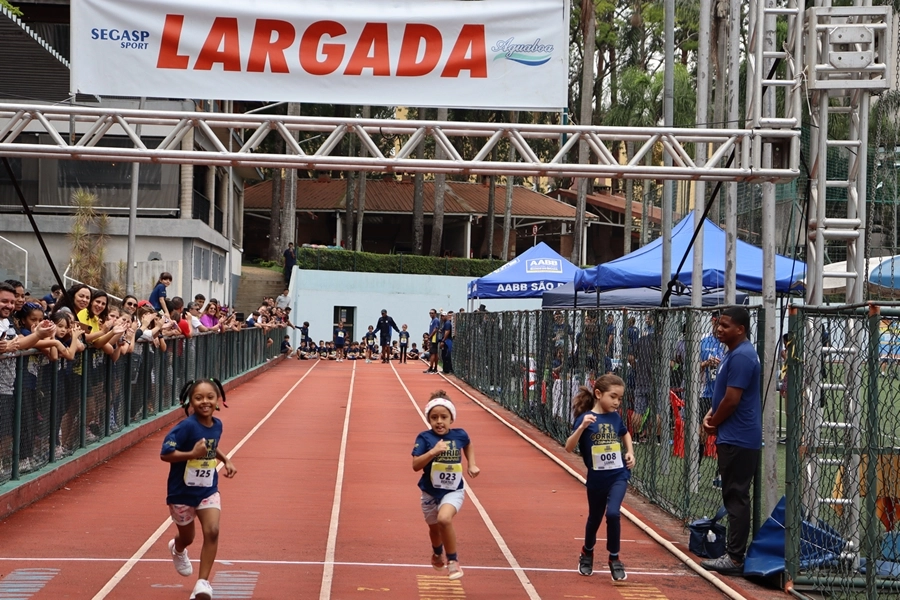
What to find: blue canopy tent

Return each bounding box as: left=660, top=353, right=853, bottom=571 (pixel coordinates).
left=468, top=242, right=582, bottom=299
left=542, top=283, right=748, bottom=309
left=574, top=212, right=806, bottom=293
left=869, top=255, right=900, bottom=291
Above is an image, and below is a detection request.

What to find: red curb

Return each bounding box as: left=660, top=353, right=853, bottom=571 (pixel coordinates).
left=0, top=355, right=285, bottom=521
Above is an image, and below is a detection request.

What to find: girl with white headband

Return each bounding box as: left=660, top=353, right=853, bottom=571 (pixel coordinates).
left=411, top=391, right=480, bottom=580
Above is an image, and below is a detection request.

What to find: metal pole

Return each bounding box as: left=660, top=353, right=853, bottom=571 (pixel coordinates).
left=226, top=100, right=235, bottom=308
left=688, top=0, right=712, bottom=493
left=126, top=97, right=145, bottom=295
left=725, top=0, right=740, bottom=303
left=573, top=0, right=595, bottom=264
left=662, top=0, right=675, bottom=300
left=761, top=0, right=779, bottom=517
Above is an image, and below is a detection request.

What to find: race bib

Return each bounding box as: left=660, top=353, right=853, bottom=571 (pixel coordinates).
left=338, top=331, right=345, bottom=339
left=591, top=443, right=624, bottom=471
left=431, top=462, right=463, bottom=490
left=184, top=458, right=217, bottom=487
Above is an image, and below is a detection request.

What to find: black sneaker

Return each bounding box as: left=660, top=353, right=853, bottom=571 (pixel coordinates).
left=578, top=549, right=593, bottom=576
left=423, top=369, right=433, bottom=373
left=609, top=558, right=627, bottom=581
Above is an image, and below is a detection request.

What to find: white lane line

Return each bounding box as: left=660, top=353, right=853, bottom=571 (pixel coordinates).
left=0, top=557, right=688, bottom=576
left=318, top=360, right=356, bottom=600
left=436, top=374, right=750, bottom=600
left=91, top=360, right=320, bottom=600
left=391, top=363, right=542, bottom=600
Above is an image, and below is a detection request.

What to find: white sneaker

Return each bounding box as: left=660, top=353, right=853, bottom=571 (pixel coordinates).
left=168, top=539, right=192, bottom=577
left=190, top=578, right=213, bottom=600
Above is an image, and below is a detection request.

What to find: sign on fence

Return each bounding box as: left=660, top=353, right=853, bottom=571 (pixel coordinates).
left=71, top=0, right=569, bottom=109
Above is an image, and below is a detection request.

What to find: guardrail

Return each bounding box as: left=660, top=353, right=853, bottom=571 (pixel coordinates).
left=0, top=327, right=283, bottom=485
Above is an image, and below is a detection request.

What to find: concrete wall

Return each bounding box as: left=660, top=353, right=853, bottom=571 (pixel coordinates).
left=0, top=214, right=234, bottom=298
left=288, top=269, right=541, bottom=347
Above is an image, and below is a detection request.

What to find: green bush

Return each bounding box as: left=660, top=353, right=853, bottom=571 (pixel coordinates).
left=295, top=247, right=504, bottom=277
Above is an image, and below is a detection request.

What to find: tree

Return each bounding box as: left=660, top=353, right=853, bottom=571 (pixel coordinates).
left=69, top=189, right=108, bottom=288
left=430, top=107, right=449, bottom=256
left=0, top=1, right=22, bottom=17
left=412, top=108, right=426, bottom=255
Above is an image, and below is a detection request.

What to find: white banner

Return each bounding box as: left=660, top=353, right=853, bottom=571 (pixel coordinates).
left=71, top=0, right=569, bottom=110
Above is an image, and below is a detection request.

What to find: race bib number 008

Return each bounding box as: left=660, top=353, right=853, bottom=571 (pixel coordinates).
left=430, top=462, right=463, bottom=490
left=184, top=458, right=217, bottom=487
left=591, top=443, right=624, bottom=471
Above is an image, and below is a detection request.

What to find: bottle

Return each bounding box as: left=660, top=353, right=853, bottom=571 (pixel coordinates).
left=707, top=529, right=717, bottom=543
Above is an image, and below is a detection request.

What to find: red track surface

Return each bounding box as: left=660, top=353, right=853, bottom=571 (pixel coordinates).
left=0, top=359, right=777, bottom=599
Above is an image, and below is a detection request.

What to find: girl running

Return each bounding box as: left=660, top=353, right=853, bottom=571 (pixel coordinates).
left=565, top=374, right=634, bottom=581
left=161, top=378, right=237, bottom=600
left=412, top=391, right=480, bottom=580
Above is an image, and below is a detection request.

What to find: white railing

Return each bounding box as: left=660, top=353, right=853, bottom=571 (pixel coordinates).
left=0, top=235, right=27, bottom=287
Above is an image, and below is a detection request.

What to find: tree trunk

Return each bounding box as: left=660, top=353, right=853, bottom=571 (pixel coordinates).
left=283, top=102, right=300, bottom=249
left=267, top=137, right=285, bottom=261
left=412, top=108, right=426, bottom=254
left=345, top=174, right=356, bottom=249
left=429, top=107, right=448, bottom=256
left=501, top=111, right=517, bottom=261
left=355, top=105, right=371, bottom=251
left=624, top=141, right=634, bottom=254
left=484, top=145, right=497, bottom=258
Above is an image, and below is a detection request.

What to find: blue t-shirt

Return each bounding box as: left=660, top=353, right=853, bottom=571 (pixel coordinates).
left=711, top=339, right=762, bottom=449
left=412, top=428, right=470, bottom=500
left=364, top=331, right=376, bottom=346
left=606, top=323, right=616, bottom=354
left=300, top=326, right=309, bottom=342
left=700, top=334, right=725, bottom=398
left=429, top=317, right=441, bottom=342
left=161, top=414, right=223, bottom=506
left=333, top=328, right=347, bottom=346
left=573, top=411, right=631, bottom=489
left=148, top=282, right=167, bottom=311
left=399, top=331, right=410, bottom=346
left=280, top=340, right=290, bottom=353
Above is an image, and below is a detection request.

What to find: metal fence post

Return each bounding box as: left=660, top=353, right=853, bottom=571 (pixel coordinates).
left=48, top=358, right=59, bottom=463
left=11, top=355, right=24, bottom=479
left=784, top=308, right=802, bottom=585
left=79, top=351, right=89, bottom=449
left=864, top=306, right=880, bottom=599
left=104, top=354, right=112, bottom=438
left=123, top=353, right=132, bottom=428
left=754, top=307, right=765, bottom=534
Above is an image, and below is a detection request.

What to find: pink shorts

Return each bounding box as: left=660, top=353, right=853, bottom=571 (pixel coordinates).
left=168, top=492, right=221, bottom=526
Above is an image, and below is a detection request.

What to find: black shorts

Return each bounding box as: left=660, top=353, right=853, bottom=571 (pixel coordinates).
left=379, top=336, right=391, bottom=347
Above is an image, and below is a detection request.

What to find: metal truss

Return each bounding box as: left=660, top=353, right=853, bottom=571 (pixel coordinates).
left=0, top=102, right=799, bottom=183
left=800, top=2, right=894, bottom=571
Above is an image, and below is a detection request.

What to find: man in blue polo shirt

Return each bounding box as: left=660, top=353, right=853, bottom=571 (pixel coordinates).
left=701, top=306, right=761, bottom=575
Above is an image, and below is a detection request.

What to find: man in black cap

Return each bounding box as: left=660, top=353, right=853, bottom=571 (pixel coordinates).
left=374, top=309, right=400, bottom=363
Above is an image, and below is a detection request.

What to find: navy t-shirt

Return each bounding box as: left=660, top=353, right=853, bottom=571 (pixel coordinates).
left=399, top=331, right=410, bottom=346
left=299, top=326, right=309, bottom=342
left=161, top=414, right=223, bottom=506
left=148, top=282, right=167, bottom=311
left=429, top=317, right=441, bottom=342
left=711, top=339, right=762, bottom=449
left=573, top=410, right=631, bottom=489
left=364, top=331, right=376, bottom=346
left=412, top=428, right=470, bottom=500
left=333, top=327, right=347, bottom=346
left=606, top=323, right=616, bottom=354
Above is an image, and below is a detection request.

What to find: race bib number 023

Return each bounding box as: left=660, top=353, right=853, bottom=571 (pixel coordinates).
left=430, top=462, right=463, bottom=490
left=184, top=458, right=217, bottom=487
left=591, top=443, right=623, bottom=471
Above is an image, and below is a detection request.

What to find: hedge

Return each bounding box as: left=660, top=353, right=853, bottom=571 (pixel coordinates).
left=295, top=247, right=505, bottom=277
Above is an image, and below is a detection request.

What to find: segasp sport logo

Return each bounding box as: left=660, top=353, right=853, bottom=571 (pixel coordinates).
left=490, top=37, right=553, bottom=66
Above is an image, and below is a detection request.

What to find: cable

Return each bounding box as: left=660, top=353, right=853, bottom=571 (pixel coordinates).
left=1, top=157, right=69, bottom=300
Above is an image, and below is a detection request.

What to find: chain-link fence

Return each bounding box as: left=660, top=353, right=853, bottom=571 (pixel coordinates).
left=0, top=327, right=283, bottom=485
left=785, top=305, right=900, bottom=598
left=455, top=307, right=767, bottom=527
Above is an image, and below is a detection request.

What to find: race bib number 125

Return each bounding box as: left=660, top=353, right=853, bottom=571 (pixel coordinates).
left=184, top=458, right=217, bottom=487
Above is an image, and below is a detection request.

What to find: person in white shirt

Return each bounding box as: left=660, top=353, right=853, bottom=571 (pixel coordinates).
left=186, top=302, right=210, bottom=335
left=275, top=288, right=291, bottom=311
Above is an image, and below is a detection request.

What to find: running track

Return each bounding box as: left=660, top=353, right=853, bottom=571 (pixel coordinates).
left=0, top=359, right=779, bottom=599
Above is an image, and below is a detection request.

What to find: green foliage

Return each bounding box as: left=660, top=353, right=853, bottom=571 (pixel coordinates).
left=68, top=189, right=108, bottom=288
left=295, top=248, right=504, bottom=277
left=0, top=1, right=23, bottom=17
left=250, top=258, right=282, bottom=270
